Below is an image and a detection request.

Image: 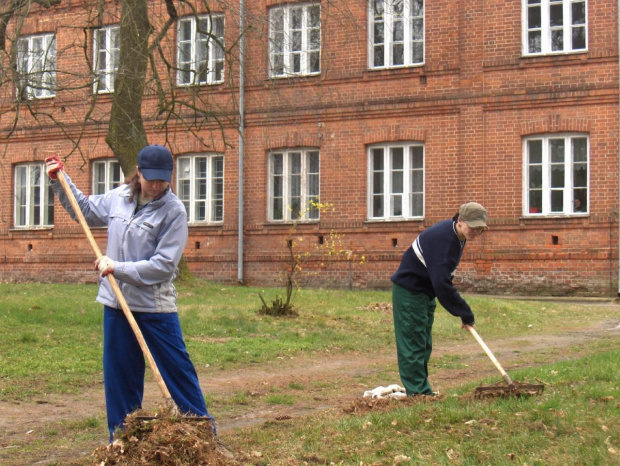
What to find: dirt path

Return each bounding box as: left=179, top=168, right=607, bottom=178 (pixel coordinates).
left=1, top=315, right=619, bottom=465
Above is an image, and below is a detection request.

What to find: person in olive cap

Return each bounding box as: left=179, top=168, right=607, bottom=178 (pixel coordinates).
left=44, top=146, right=221, bottom=447
left=391, top=202, right=488, bottom=395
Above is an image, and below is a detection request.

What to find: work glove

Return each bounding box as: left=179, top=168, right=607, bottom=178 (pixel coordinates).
left=94, top=256, right=115, bottom=278
left=45, top=155, right=64, bottom=180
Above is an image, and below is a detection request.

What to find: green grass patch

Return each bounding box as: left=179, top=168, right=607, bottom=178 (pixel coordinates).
left=0, top=280, right=618, bottom=466
left=0, top=281, right=616, bottom=401
left=228, top=349, right=620, bottom=465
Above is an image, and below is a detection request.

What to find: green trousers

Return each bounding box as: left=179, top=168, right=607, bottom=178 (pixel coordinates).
left=392, top=283, right=436, bottom=395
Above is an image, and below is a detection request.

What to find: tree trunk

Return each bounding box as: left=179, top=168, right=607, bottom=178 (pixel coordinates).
left=106, top=0, right=150, bottom=173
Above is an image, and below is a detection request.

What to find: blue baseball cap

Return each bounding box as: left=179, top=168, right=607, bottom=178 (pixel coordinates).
left=138, top=145, right=173, bottom=182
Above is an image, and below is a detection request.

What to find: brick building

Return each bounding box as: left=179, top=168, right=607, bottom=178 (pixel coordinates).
left=0, top=0, right=618, bottom=296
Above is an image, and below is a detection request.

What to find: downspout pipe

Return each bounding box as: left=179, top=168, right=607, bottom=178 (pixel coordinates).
left=237, top=0, right=246, bottom=284
left=617, top=0, right=620, bottom=295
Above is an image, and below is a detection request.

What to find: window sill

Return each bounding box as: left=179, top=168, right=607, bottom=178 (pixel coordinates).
left=265, top=73, right=321, bottom=84
left=364, top=218, right=424, bottom=223
left=188, top=222, right=224, bottom=228
left=521, top=213, right=589, bottom=220
left=263, top=220, right=320, bottom=227
left=521, top=50, right=588, bottom=60
left=176, top=81, right=224, bottom=88
left=9, top=226, right=54, bottom=232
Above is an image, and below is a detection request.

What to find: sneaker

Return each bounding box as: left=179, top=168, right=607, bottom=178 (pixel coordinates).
left=216, top=438, right=235, bottom=460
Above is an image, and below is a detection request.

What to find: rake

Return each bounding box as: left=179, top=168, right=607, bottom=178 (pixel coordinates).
left=466, top=326, right=545, bottom=398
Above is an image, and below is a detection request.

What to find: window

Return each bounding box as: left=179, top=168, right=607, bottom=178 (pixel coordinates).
left=92, top=159, right=124, bottom=195
left=524, top=0, right=587, bottom=55
left=177, top=15, right=225, bottom=86
left=269, top=149, right=320, bottom=221
left=93, top=25, right=120, bottom=93
left=368, top=143, right=424, bottom=219
left=17, top=33, right=56, bottom=99
left=369, top=0, right=424, bottom=69
left=177, top=154, right=224, bottom=223
left=269, top=3, right=321, bottom=77
left=14, top=163, right=54, bottom=228
left=524, top=134, right=589, bottom=215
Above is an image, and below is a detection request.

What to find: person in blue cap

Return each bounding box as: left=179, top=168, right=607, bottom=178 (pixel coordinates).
left=391, top=202, right=488, bottom=396
left=44, top=146, right=221, bottom=447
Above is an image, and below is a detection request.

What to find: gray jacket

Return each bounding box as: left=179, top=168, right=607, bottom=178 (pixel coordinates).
left=51, top=176, right=188, bottom=313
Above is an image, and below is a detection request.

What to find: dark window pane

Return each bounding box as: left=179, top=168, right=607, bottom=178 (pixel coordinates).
left=572, top=138, right=587, bottom=162
left=529, top=31, right=541, bottom=53
left=373, top=149, right=384, bottom=169
left=412, top=0, right=423, bottom=16
left=550, top=4, right=563, bottom=27
left=529, top=166, right=542, bottom=189
left=572, top=2, right=585, bottom=24
left=411, top=171, right=423, bottom=191
left=411, top=18, right=423, bottom=40
left=373, top=172, right=383, bottom=194
left=528, top=140, right=543, bottom=164
left=392, top=196, right=402, bottom=216
left=411, top=193, right=423, bottom=216
left=550, top=190, right=563, bottom=211
left=391, top=147, right=403, bottom=168
left=374, top=23, right=384, bottom=44
left=392, top=44, right=404, bottom=65
left=373, top=195, right=384, bottom=217
left=411, top=146, right=423, bottom=168
left=572, top=27, right=585, bottom=49
left=573, top=165, right=587, bottom=187
left=393, top=21, right=404, bottom=42
left=551, top=30, right=564, bottom=51
left=374, top=47, right=384, bottom=66
left=573, top=189, right=587, bottom=212
left=529, top=190, right=542, bottom=213
left=392, top=172, right=403, bottom=192
left=528, top=6, right=541, bottom=28
left=551, top=165, right=565, bottom=188
left=373, top=0, right=384, bottom=17
left=550, top=139, right=565, bottom=163
left=412, top=42, right=423, bottom=63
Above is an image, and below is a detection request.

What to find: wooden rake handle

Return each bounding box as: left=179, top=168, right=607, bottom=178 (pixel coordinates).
left=466, top=325, right=514, bottom=386
left=56, top=170, right=173, bottom=405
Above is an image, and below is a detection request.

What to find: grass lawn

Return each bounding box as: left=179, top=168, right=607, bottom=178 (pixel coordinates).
left=0, top=280, right=618, bottom=465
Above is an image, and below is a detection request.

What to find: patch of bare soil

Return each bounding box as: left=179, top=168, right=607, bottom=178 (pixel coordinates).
left=1, top=312, right=618, bottom=465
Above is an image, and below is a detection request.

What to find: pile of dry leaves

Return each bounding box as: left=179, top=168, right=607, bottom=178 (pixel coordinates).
left=92, top=407, right=236, bottom=465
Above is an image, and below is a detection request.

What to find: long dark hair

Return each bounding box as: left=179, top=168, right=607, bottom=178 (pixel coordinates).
left=126, top=171, right=141, bottom=202
left=452, top=212, right=459, bottom=222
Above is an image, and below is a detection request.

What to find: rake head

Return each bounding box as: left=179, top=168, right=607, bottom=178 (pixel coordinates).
left=474, top=381, right=545, bottom=399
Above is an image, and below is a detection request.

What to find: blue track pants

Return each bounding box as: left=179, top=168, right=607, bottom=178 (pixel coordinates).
left=103, top=306, right=214, bottom=442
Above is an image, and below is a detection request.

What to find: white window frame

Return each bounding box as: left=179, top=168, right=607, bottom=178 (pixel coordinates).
left=268, top=3, right=321, bottom=78
left=177, top=154, right=224, bottom=224
left=17, top=33, right=56, bottom=100
left=268, top=149, right=320, bottom=222
left=14, top=163, right=54, bottom=228
left=368, top=143, right=425, bottom=220
left=368, top=0, right=425, bottom=69
left=93, top=25, right=120, bottom=94
left=176, top=14, right=225, bottom=86
left=92, top=159, right=124, bottom=195
left=523, top=134, right=589, bottom=216
left=522, top=0, right=587, bottom=56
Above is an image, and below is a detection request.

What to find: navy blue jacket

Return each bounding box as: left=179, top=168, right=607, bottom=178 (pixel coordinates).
left=391, top=219, right=475, bottom=325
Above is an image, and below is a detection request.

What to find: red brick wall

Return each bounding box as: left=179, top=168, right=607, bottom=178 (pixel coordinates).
left=0, top=0, right=618, bottom=297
